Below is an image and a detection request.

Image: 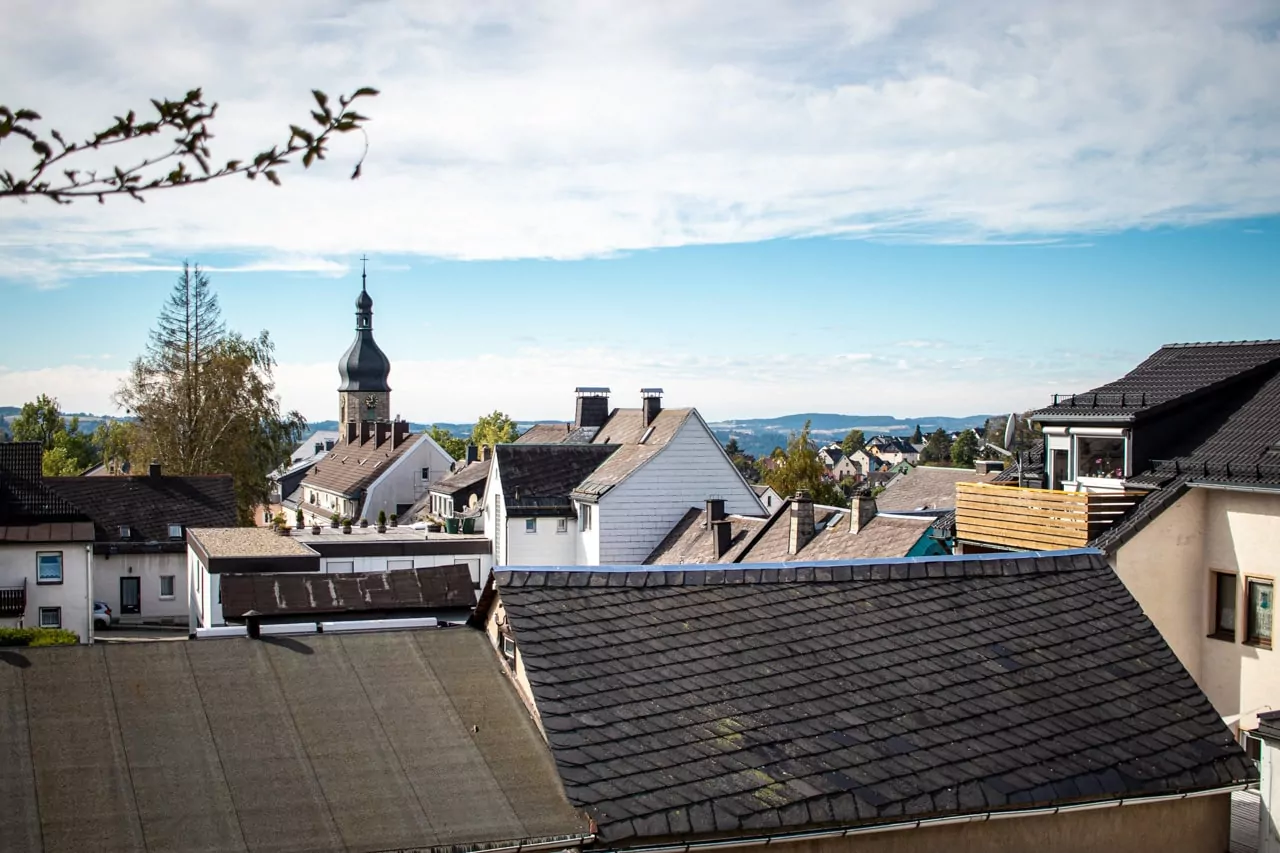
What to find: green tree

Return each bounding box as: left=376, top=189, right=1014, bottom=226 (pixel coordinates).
left=760, top=420, right=846, bottom=507
left=429, top=425, right=467, bottom=460
left=920, top=428, right=953, bottom=466
left=471, top=411, right=519, bottom=448
left=983, top=413, right=1042, bottom=451
left=910, top=424, right=923, bottom=444
left=840, top=429, right=865, bottom=459
left=92, top=419, right=136, bottom=473
left=950, top=430, right=980, bottom=468
left=1, top=87, right=377, bottom=204
left=10, top=394, right=64, bottom=450
left=724, top=436, right=759, bottom=484
left=115, top=271, right=305, bottom=524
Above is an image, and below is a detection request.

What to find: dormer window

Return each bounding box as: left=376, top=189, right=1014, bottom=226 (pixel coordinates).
left=1074, top=434, right=1128, bottom=480
left=168, top=524, right=183, bottom=539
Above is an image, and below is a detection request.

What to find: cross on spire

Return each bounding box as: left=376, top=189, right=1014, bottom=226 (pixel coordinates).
left=360, top=254, right=369, bottom=291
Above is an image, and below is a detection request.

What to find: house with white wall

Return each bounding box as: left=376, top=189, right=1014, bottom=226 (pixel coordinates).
left=187, top=524, right=491, bottom=630
left=953, top=340, right=1280, bottom=744
left=486, top=388, right=766, bottom=566
left=0, top=442, right=96, bottom=641
left=42, top=463, right=237, bottom=627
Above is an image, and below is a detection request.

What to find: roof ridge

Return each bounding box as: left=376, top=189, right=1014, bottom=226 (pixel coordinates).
left=1161, top=339, right=1280, bottom=349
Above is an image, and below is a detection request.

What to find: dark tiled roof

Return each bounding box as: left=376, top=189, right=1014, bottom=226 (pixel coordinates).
left=45, top=474, right=236, bottom=543
left=220, top=564, right=475, bottom=619
left=0, top=442, right=88, bottom=525
left=497, top=551, right=1254, bottom=842
left=0, top=630, right=586, bottom=853
left=494, top=444, right=618, bottom=517
left=874, top=467, right=998, bottom=512
left=1033, top=340, right=1280, bottom=420
left=991, top=440, right=1045, bottom=485
left=301, top=433, right=422, bottom=498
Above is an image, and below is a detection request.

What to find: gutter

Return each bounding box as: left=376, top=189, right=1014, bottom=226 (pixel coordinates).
left=1187, top=480, right=1280, bottom=495
left=394, top=833, right=597, bottom=853
left=592, top=785, right=1250, bottom=853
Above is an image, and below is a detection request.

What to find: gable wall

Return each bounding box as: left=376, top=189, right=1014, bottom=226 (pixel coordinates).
left=598, top=415, right=765, bottom=564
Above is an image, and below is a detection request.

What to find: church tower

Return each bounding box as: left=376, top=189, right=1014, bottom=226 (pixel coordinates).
left=337, top=260, right=392, bottom=428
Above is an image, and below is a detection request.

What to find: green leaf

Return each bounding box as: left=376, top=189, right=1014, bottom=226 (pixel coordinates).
left=14, top=108, right=41, bottom=121
left=312, top=90, right=329, bottom=110
left=353, top=87, right=380, bottom=98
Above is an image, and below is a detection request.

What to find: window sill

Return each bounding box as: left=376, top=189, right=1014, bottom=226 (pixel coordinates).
left=1208, top=631, right=1237, bottom=643
left=159, top=595, right=175, bottom=601
left=36, top=579, right=64, bottom=586
left=1245, top=639, right=1273, bottom=650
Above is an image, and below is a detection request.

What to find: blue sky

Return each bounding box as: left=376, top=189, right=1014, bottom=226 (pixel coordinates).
left=1, top=1, right=1278, bottom=422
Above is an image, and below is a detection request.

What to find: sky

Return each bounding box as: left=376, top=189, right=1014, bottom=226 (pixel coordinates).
left=1, top=0, right=1278, bottom=424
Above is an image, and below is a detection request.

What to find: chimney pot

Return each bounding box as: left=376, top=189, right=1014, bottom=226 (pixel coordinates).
left=466, top=444, right=479, bottom=464
left=788, top=490, right=815, bottom=556
left=705, top=498, right=726, bottom=524
left=148, top=461, right=162, bottom=478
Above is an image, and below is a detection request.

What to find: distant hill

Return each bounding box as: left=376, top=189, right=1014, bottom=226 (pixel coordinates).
left=4, top=408, right=992, bottom=460
left=707, top=413, right=993, bottom=458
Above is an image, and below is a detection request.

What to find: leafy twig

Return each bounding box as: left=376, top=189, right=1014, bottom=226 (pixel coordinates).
left=0, top=86, right=378, bottom=204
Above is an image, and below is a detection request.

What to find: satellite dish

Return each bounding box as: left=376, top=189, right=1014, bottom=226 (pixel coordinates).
left=1004, top=412, right=1017, bottom=451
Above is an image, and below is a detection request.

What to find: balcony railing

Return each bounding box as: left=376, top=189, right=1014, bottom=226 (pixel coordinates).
left=0, top=578, right=26, bottom=618
left=955, top=483, right=1144, bottom=551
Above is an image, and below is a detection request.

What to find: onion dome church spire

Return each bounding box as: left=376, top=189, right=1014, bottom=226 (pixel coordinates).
left=338, top=256, right=392, bottom=424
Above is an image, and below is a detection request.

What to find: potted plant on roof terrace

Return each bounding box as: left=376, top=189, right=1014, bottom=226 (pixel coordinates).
left=272, top=512, right=290, bottom=536
left=330, top=511, right=340, bottom=529
left=377, top=509, right=387, bottom=533
left=310, top=519, right=321, bottom=535
left=295, top=508, right=305, bottom=530
left=359, top=517, right=369, bottom=528
left=341, top=516, right=352, bottom=534
left=389, top=512, right=398, bottom=528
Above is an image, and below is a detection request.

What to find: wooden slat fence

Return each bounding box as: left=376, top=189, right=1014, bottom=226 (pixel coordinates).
left=956, top=483, right=1144, bottom=551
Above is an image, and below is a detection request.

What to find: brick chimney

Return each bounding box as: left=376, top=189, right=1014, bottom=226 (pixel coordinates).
left=705, top=498, right=731, bottom=560
left=574, top=387, right=611, bottom=430
left=788, top=490, right=814, bottom=556
left=850, top=495, right=877, bottom=534
left=641, top=388, right=663, bottom=428
left=480, top=444, right=492, bottom=462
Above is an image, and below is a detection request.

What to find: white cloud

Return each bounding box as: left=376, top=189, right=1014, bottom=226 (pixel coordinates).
left=0, top=0, right=1277, bottom=281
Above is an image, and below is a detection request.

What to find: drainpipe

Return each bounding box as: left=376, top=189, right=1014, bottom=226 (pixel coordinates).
left=86, top=543, right=94, bottom=644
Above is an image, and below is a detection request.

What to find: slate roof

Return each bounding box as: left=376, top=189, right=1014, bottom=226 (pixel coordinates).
left=574, top=409, right=695, bottom=500
left=220, top=564, right=476, bottom=619
left=45, top=474, right=236, bottom=545
left=0, top=630, right=587, bottom=853
left=591, top=407, right=693, bottom=447
left=494, top=444, right=618, bottom=517
left=643, top=508, right=767, bottom=564
left=874, top=466, right=998, bottom=513
left=732, top=502, right=934, bottom=563
left=496, top=551, right=1255, bottom=843
left=0, top=442, right=88, bottom=526
left=301, top=433, right=422, bottom=498
left=516, top=423, right=597, bottom=444
left=430, top=458, right=492, bottom=495
left=1033, top=340, right=1280, bottom=421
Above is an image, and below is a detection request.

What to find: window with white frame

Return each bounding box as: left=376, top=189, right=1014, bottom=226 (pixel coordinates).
left=36, top=552, right=63, bottom=584
left=1074, top=435, right=1126, bottom=480
left=501, top=634, right=516, bottom=662
left=525, top=518, right=537, bottom=534
left=39, top=607, right=61, bottom=629
left=159, top=575, right=175, bottom=599
left=579, top=502, right=593, bottom=532
left=556, top=517, right=568, bottom=534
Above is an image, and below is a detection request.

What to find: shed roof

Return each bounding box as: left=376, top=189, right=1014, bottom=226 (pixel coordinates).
left=497, top=551, right=1253, bottom=842
left=0, top=630, right=587, bottom=853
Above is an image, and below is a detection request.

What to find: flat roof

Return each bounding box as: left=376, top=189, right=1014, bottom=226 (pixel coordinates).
left=188, top=527, right=319, bottom=558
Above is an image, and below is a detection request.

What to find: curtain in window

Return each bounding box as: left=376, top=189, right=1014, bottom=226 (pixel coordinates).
left=1249, top=581, right=1273, bottom=644
left=1216, top=573, right=1237, bottom=634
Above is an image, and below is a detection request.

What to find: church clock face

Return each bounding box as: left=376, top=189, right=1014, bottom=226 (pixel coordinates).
left=364, top=395, right=378, bottom=410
